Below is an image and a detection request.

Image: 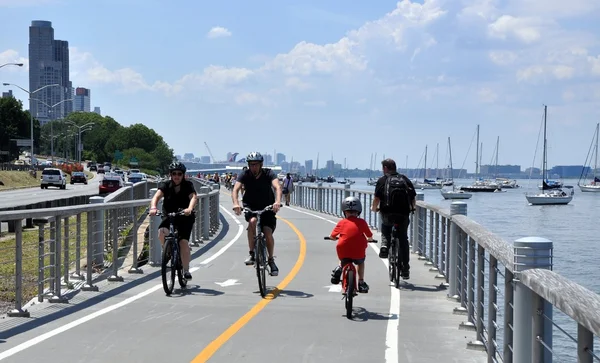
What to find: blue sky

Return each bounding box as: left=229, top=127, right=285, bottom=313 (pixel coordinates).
left=1, top=0, right=600, bottom=171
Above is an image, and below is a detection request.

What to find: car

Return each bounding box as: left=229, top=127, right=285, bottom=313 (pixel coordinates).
left=127, top=172, right=144, bottom=183
left=41, top=168, right=67, bottom=189
left=70, top=171, right=87, bottom=184
left=99, top=175, right=123, bottom=194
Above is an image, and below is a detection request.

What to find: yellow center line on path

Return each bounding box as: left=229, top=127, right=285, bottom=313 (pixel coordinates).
left=191, top=215, right=306, bottom=363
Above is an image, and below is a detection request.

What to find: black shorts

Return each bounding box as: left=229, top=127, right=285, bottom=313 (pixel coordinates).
left=244, top=210, right=276, bottom=232
left=159, top=214, right=195, bottom=241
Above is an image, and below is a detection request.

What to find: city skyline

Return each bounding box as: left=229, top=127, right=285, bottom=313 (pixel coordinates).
left=0, top=1, right=599, bottom=169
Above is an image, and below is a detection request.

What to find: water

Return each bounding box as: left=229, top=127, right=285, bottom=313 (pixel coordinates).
left=309, top=177, right=599, bottom=361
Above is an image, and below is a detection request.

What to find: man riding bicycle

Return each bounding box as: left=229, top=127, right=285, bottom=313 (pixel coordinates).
left=149, top=161, right=197, bottom=280
left=232, top=152, right=282, bottom=276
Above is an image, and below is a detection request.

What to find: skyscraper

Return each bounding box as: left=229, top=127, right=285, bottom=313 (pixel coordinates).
left=74, top=87, right=91, bottom=112
left=29, top=20, right=73, bottom=125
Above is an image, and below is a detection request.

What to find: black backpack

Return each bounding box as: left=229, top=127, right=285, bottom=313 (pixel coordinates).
left=383, top=174, right=412, bottom=214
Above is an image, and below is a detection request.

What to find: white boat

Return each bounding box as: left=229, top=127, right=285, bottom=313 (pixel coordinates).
left=458, top=125, right=502, bottom=193
left=578, top=123, right=600, bottom=192
left=526, top=105, right=572, bottom=206
left=414, top=145, right=442, bottom=189
left=441, top=188, right=472, bottom=200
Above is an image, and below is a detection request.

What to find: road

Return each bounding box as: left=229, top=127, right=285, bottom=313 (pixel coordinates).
left=0, top=173, right=100, bottom=210
left=0, top=196, right=485, bottom=363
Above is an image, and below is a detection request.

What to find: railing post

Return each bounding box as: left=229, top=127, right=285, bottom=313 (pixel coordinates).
left=107, top=211, right=124, bottom=282
left=7, top=221, right=30, bottom=317
left=149, top=188, right=163, bottom=266
left=317, top=182, right=324, bottom=212
left=49, top=216, right=67, bottom=303
left=33, top=217, right=49, bottom=302
left=89, top=196, right=105, bottom=266
left=200, top=186, right=210, bottom=241
left=343, top=183, right=350, bottom=199
left=82, top=210, right=99, bottom=292
left=512, top=237, right=553, bottom=363
left=448, top=201, right=467, bottom=300
left=411, top=192, right=424, bottom=254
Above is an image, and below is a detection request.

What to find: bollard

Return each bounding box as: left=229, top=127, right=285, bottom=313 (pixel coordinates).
left=513, top=237, right=553, bottom=363
left=448, top=201, right=467, bottom=301
left=411, top=192, right=424, bottom=254
left=343, top=183, right=351, bottom=199
left=149, top=188, right=163, bottom=266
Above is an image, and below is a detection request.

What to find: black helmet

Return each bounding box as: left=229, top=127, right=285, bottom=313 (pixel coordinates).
left=341, top=196, right=362, bottom=214
left=168, top=161, right=187, bottom=173
left=246, top=151, right=264, bottom=162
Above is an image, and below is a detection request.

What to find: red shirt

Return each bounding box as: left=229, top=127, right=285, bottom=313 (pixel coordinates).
left=330, top=216, right=373, bottom=260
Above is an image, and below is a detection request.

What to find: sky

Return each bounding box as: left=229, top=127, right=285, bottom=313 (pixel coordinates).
left=1, top=0, right=600, bottom=172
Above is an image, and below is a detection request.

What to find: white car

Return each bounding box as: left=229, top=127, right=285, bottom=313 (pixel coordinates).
left=41, top=168, right=67, bottom=189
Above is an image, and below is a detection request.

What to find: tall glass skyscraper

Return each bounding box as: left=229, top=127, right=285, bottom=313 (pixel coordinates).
left=28, top=20, right=73, bottom=125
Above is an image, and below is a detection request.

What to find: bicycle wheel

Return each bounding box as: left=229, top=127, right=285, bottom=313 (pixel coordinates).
left=176, top=247, right=187, bottom=288
left=161, top=239, right=175, bottom=295
left=255, top=236, right=267, bottom=298
left=345, top=269, right=355, bottom=319
left=393, top=236, right=402, bottom=288
left=388, top=236, right=397, bottom=283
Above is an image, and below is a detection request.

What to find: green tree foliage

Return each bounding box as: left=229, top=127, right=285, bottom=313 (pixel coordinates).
left=0, top=97, right=40, bottom=161
left=35, top=111, right=174, bottom=170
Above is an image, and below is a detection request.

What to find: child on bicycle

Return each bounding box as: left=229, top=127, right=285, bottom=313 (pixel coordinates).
left=329, top=196, right=374, bottom=293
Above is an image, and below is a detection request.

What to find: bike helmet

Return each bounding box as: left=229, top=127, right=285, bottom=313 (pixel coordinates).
left=168, top=161, right=187, bottom=173
left=246, top=151, right=264, bottom=162
left=341, top=196, right=362, bottom=215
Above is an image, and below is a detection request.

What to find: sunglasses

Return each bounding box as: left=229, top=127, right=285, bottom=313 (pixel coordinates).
left=248, top=163, right=260, bottom=167
left=171, top=172, right=183, bottom=176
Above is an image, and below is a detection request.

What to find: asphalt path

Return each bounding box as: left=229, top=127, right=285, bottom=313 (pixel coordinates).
left=0, top=195, right=485, bottom=363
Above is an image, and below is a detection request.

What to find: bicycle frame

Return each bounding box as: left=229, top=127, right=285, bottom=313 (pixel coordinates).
left=243, top=205, right=275, bottom=298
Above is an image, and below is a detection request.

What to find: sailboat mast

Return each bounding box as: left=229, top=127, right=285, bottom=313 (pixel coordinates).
left=436, top=143, right=439, bottom=179
left=475, top=124, right=480, bottom=177
left=595, top=123, right=599, bottom=178
left=405, top=155, right=408, bottom=175
left=448, top=137, right=454, bottom=180
left=543, top=105, right=548, bottom=182
left=495, top=136, right=499, bottom=178
left=424, top=145, right=428, bottom=180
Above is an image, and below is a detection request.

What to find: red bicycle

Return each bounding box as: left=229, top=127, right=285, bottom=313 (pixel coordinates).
left=325, top=236, right=377, bottom=319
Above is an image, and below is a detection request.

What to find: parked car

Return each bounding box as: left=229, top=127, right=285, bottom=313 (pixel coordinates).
left=41, top=168, right=67, bottom=189
left=70, top=171, right=87, bottom=185
left=99, top=175, right=123, bottom=194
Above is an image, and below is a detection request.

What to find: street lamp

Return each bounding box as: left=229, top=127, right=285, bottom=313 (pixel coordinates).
left=2, top=82, right=60, bottom=167
left=0, top=63, right=24, bottom=69
left=33, top=98, right=73, bottom=163
left=64, top=121, right=94, bottom=162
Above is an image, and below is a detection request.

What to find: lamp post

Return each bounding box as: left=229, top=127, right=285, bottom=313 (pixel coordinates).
left=33, top=98, right=73, bottom=163
left=0, top=63, right=24, bottom=69
left=64, top=121, right=94, bottom=162
left=2, top=82, right=60, bottom=168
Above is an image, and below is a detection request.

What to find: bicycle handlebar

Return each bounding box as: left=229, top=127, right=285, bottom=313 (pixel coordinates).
left=155, top=209, right=187, bottom=218
left=241, top=204, right=282, bottom=214
left=324, top=236, right=378, bottom=243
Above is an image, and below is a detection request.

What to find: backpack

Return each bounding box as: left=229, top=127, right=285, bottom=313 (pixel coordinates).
left=383, top=174, right=412, bottom=214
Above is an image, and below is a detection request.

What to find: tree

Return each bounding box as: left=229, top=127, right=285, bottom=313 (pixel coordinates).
left=0, top=97, right=40, bottom=161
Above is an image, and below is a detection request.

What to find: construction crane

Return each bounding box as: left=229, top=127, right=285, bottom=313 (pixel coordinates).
left=204, top=141, right=216, bottom=164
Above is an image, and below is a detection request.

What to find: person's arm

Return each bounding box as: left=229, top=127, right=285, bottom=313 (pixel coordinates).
left=232, top=181, right=243, bottom=214
left=270, top=172, right=282, bottom=212
left=371, top=177, right=384, bottom=212
left=149, top=189, right=164, bottom=216
left=329, top=222, right=342, bottom=240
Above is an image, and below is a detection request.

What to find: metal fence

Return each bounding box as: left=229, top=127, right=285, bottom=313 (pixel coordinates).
left=0, top=178, right=220, bottom=317
left=292, top=182, right=600, bottom=363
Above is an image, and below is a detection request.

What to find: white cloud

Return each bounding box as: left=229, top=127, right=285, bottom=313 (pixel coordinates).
left=206, top=26, right=232, bottom=39
left=477, top=87, right=498, bottom=102
left=285, top=77, right=311, bottom=90
left=489, top=51, right=517, bottom=66
left=488, top=15, right=547, bottom=43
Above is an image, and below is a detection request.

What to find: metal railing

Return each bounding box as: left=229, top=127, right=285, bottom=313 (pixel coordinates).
left=292, top=182, right=600, bottom=363
left=0, top=178, right=220, bottom=316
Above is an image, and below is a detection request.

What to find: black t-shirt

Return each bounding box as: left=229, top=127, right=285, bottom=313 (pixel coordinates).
left=238, top=168, right=276, bottom=209
left=158, top=180, right=196, bottom=215
left=374, top=172, right=416, bottom=214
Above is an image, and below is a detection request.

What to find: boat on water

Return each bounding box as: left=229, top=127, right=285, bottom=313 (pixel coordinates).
left=439, top=137, right=472, bottom=200
left=578, top=123, right=600, bottom=192
left=526, top=105, right=573, bottom=205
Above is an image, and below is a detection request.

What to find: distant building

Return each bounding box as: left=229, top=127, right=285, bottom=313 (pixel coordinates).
left=1, top=90, right=13, bottom=98
left=93, top=106, right=101, bottom=115
left=74, top=87, right=91, bottom=112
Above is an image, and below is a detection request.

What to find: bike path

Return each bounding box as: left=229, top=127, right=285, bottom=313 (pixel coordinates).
left=0, top=196, right=485, bottom=362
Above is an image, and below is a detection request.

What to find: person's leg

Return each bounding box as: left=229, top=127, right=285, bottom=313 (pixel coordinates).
left=379, top=214, right=392, bottom=258
left=356, top=258, right=369, bottom=293
left=398, top=216, right=411, bottom=279
left=262, top=212, right=278, bottom=276
left=245, top=213, right=257, bottom=265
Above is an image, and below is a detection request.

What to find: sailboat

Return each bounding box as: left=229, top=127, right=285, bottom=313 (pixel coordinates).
left=414, top=145, right=442, bottom=189
left=459, top=125, right=501, bottom=193
left=440, top=137, right=472, bottom=200
left=367, top=153, right=378, bottom=186
left=526, top=105, right=574, bottom=205
left=578, top=123, right=600, bottom=192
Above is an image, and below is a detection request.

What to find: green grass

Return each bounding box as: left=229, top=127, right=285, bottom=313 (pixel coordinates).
left=0, top=171, right=41, bottom=190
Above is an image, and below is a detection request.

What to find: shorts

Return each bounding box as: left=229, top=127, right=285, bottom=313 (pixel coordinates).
left=159, top=214, right=195, bottom=241
left=339, top=257, right=365, bottom=266
left=244, top=210, right=277, bottom=232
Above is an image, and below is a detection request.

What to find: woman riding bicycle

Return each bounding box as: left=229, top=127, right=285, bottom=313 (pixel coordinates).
left=149, top=161, right=197, bottom=280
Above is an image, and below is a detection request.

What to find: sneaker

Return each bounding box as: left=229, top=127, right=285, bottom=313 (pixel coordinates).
left=184, top=271, right=192, bottom=280
left=379, top=245, right=389, bottom=258
left=358, top=281, right=369, bottom=293
left=330, top=265, right=342, bottom=284
left=245, top=254, right=255, bottom=265
left=268, top=258, right=279, bottom=276
left=401, top=269, right=410, bottom=280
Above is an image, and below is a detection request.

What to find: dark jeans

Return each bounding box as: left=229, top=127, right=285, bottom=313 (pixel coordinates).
left=381, top=213, right=410, bottom=271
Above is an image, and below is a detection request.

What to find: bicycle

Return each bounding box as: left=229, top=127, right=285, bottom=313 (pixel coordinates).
left=388, top=224, right=402, bottom=288
left=157, top=210, right=187, bottom=296
left=243, top=204, right=280, bottom=298
left=324, top=236, right=377, bottom=319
